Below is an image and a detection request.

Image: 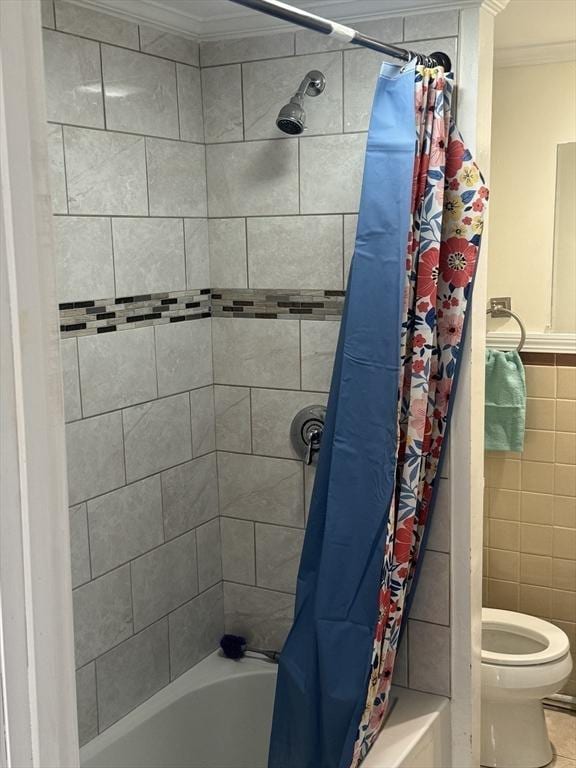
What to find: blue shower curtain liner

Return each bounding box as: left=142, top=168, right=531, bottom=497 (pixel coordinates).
left=268, top=61, right=417, bottom=768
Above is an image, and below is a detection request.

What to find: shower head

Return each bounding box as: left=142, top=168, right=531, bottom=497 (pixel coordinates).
left=276, top=70, right=326, bottom=136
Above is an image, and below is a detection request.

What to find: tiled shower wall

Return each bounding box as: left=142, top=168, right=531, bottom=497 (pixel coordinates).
left=483, top=357, right=576, bottom=695
left=203, top=12, right=459, bottom=697
left=41, top=0, right=221, bottom=745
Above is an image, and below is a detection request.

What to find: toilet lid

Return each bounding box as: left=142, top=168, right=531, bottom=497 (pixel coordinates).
left=482, top=608, right=571, bottom=666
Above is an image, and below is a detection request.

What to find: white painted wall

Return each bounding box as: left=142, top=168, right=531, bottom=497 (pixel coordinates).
left=487, top=60, right=576, bottom=333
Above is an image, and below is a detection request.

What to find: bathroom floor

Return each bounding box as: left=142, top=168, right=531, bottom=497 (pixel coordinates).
left=545, top=708, right=576, bottom=767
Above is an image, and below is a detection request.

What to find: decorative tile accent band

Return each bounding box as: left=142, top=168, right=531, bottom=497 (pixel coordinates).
left=59, top=288, right=346, bottom=338
left=211, top=288, right=345, bottom=320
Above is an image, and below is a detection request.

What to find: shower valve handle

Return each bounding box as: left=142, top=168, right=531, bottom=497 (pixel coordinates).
left=305, top=428, right=322, bottom=465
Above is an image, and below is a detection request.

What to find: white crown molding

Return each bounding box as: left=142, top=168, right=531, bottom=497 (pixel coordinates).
left=71, top=0, right=497, bottom=41
left=487, top=331, right=576, bottom=354
left=494, top=41, right=576, bottom=68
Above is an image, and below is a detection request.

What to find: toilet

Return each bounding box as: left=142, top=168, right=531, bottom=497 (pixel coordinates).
left=481, top=608, right=573, bottom=768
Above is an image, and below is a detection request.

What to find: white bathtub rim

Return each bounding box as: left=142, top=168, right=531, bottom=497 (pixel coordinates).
left=80, top=651, right=274, bottom=763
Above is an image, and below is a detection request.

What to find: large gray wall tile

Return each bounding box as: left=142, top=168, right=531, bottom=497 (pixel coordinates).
left=52, top=216, right=114, bottom=303
left=87, top=476, right=164, bottom=577
left=202, top=65, right=243, bottom=144
left=146, top=138, right=207, bottom=217
left=301, top=320, right=339, bottom=392
left=344, top=213, right=358, bottom=285
left=54, top=0, right=140, bottom=49
left=247, top=215, right=342, bottom=289
left=427, top=479, right=451, bottom=553
left=73, top=564, right=132, bottom=667
left=43, top=30, right=103, bottom=128
left=224, top=582, right=294, bottom=651
left=123, top=393, right=192, bottom=483
left=300, top=133, right=366, bottom=214
left=184, top=218, right=210, bottom=288
left=209, top=218, right=247, bottom=287
left=243, top=52, right=342, bottom=140
left=343, top=49, right=387, bottom=133
left=70, top=503, right=90, bottom=588
left=206, top=140, right=298, bottom=217
left=131, top=531, right=198, bottom=631
left=212, top=318, right=300, bottom=389
left=161, top=454, right=219, bottom=540
left=66, top=411, right=125, bottom=505
left=140, top=26, right=199, bottom=66
left=169, top=584, right=224, bottom=680
left=197, top=518, right=222, bottom=591
left=255, top=523, right=304, bottom=593
left=404, top=10, right=459, bottom=40
left=190, top=387, right=216, bottom=457
left=155, top=319, right=213, bottom=397
left=112, top=218, right=186, bottom=296
left=408, top=620, right=450, bottom=696
left=221, top=517, right=255, bottom=585
left=218, top=452, right=304, bottom=527
left=295, top=17, right=402, bottom=55
left=393, top=637, right=408, bottom=688
left=251, top=388, right=327, bottom=459
left=41, top=0, right=55, bottom=29
left=177, top=64, right=204, bottom=143
left=214, top=385, right=251, bottom=453
left=64, top=127, right=147, bottom=215
left=78, top=327, right=157, bottom=417
left=409, top=551, right=450, bottom=626
left=61, top=338, right=81, bottom=422
left=200, top=32, right=294, bottom=67
left=96, top=619, right=169, bottom=730
left=76, top=663, right=98, bottom=747
left=47, top=125, right=67, bottom=213
left=102, top=46, right=179, bottom=139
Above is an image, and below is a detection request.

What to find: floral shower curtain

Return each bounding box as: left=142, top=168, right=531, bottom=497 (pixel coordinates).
left=269, top=60, right=487, bottom=768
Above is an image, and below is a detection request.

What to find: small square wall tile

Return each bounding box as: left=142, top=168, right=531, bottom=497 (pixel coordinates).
left=190, top=387, right=216, bottom=457
left=96, top=619, right=169, bottom=730
left=184, top=218, right=210, bottom=289
left=196, top=518, right=222, bottom=592
left=486, top=579, right=519, bottom=611
left=557, top=367, right=576, bottom=400
left=169, top=584, right=224, bottom=680
left=555, top=464, right=576, bottom=497
left=146, top=138, right=207, bottom=217
left=43, top=30, right=104, bottom=128
left=525, top=398, right=556, bottom=431
left=408, top=620, right=450, bottom=696
left=490, top=489, right=520, bottom=521
left=410, top=551, right=450, bottom=625
left=255, top=523, right=304, bottom=594
left=60, top=338, right=81, bottom=422
left=520, top=523, right=552, bottom=556
left=221, top=517, right=255, bottom=585
left=551, top=590, right=576, bottom=623
left=131, top=531, right=198, bottom=631
left=519, top=584, right=551, bottom=618
left=489, top=519, right=520, bottom=552
left=177, top=64, right=204, bottom=143
left=552, top=559, right=576, bottom=592
left=521, top=461, right=554, bottom=494
left=522, top=430, right=555, bottom=463
left=488, top=549, right=519, bottom=583
left=554, top=496, right=576, bottom=528
left=112, top=218, right=186, bottom=296
left=78, top=326, right=157, bottom=417
left=161, top=454, right=219, bottom=540
left=214, top=386, right=252, bottom=453
left=556, top=433, right=576, bottom=465
left=155, top=319, right=213, bottom=397
left=140, top=26, right=199, bottom=66
left=223, top=582, right=295, bottom=651
left=66, top=411, right=125, bottom=505
left=76, top=663, right=97, bottom=747
left=520, top=491, right=553, bottom=525
left=209, top=218, right=247, bottom=287
left=64, top=127, right=147, bottom=216
left=123, top=393, right=192, bottom=483
left=524, top=365, right=556, bottom=399
left=54, top=0, right=140, bottom=49
left=47, top=125, right=67, bottom=214
left=202, top=64, right=243, bottom=143
left=485, top=458, right=521, bottom=490
left=52, top=216, right=114, bottom=303
left=87, top=475, right=164, bottom=577
left=73, top=564, right=133, bottom=667
left=519, top=553, right=552, bottom=587
left=553, top=527, right=576, bottom=560
left=70, top=503, right=90, bottom=588
left=557, top=400, right=576, bottom=433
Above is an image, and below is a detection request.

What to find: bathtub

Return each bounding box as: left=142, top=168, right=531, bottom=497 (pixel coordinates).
left=81, top=652, right=450, bottom=768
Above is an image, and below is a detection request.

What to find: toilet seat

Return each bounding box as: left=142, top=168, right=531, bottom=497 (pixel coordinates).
left=482, top=608, right=570, bottom=667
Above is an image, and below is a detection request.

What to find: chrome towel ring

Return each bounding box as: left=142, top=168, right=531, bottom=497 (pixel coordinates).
left=486, top=297, right=526, bottom=353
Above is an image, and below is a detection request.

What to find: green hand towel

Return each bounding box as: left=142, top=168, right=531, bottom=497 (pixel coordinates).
left=485, top=349, right=526, bottom=452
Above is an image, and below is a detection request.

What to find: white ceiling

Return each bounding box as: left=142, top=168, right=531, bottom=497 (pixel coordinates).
left=77, top=0, right=486, bottom=39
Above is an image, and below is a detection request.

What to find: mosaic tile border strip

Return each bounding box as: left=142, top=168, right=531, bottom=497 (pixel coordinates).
left=211, top=288, right=345, bottom=321
left=59, top=288, right=346, bottom=338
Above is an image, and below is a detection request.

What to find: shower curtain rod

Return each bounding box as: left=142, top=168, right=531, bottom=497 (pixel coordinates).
left=227, top=0, right=452, bottom=70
